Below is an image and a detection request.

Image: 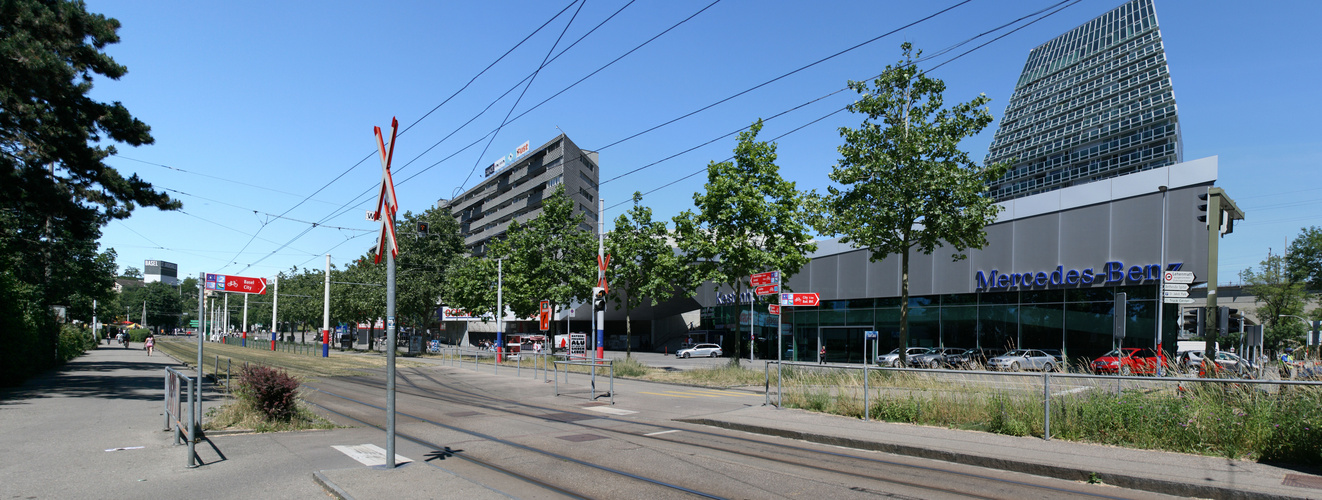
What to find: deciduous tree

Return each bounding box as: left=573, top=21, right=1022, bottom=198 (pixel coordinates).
left=674, top=120, right=816, bottom=365
left=811, top=43, right=1008, bottom=365
left=606, top=192, right=684, bottom=357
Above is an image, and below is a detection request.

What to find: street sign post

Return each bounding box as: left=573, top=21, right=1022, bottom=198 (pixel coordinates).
left=1164, top=297, right=1196, bottom=304
left=1163, top=283, right=1189, bottom=291
left=767, top=304, right=780, bottom=315
left=755, top=284, right=780, bottom=296
left=1164, top=271, right=1195, bottom=284
left=779, top=293, right=820, bottom=307
left=204, top=274, right=267, bottom=295
left=1162, top=290, right=1189, bottom=298
left=750, top=270, right=780, bottom=287
left=539, top=300, right=550, bottom=331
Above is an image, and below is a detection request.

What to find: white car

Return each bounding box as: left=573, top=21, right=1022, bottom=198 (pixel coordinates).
left=876, top=347, right=931, bottom=367
left=988, top=349, right=1060, bottom=372
left=677, top=343, right=722, bottom=358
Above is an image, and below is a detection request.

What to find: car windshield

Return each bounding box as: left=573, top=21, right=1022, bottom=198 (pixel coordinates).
left=1004, top=350, right=1031, bottom=357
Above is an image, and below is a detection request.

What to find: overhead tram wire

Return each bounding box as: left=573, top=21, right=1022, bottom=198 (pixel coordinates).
left=160, top=187, right=371, bottom=233
left=458, top=0, right=587, bottom=198
left=222, top=0, right=1074, bottom=274
left=606, top=0, right=1083, bottom=209
left=291, top=0, right=712, bottom=234
left=591, top=0, right=976, bottom=154
left=216, top=0, right=582, bottom=273
left=109, top=155, right=343, bottom=207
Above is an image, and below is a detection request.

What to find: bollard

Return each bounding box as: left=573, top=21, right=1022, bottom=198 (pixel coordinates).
left=764, top=362, right=770, bottom=406
left=163, top=369, right=171, bottom=431
left=864, top=364, right=869, bottom=421
left=186, top=376, right=196, bottom=468
left=226, top=359, right=231, bottom=391
left=214, top=355, right=219, bottom=383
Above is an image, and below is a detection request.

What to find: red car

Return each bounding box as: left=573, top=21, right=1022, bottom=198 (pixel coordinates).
left=1092, top=348, right=1165, bottom=375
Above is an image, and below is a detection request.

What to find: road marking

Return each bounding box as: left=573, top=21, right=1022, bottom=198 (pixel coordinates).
left=333, top=444, right=411, bottom=466
left=584, top=406, right=637, bottom=416
left=644, top=429, right=680, bottom=436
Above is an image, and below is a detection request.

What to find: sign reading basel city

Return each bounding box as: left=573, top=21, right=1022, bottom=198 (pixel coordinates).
left=779, top=292, right=819, bottom=307
left=205, top=274, right=267, bottom=295
left=974, top=261, right=1184, bottom=291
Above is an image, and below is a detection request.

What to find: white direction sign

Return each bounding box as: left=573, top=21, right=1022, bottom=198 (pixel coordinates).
left=1164, top=271, right=1195, bottom=284
left=1162, top=290, right=1189, bottom=298
left=1164, top=297, right=1196, bottom=304
left=1163, top=283, right=1189, bottom=291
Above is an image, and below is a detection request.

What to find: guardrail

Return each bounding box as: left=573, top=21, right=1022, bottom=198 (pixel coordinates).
left=435, top=346, right=555, bottom=382
left=765, top=361, right=1322, bottom=443
left=163, top=367, right=196, bottom=468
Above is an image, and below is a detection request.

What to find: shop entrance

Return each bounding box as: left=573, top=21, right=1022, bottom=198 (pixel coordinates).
left=819, top=326, right=873, bottom=364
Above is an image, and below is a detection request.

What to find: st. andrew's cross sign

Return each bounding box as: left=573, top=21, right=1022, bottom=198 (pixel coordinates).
left=371, top=118, right=400, bottom=263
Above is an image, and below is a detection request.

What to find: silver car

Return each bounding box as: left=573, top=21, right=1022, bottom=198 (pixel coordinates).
left=908, top=347, right=958, bottom=368
left=677, top=343, right=722, bottom=358
left=988, top=349, right=1060, bottom=372
left=876, top=347, right=931, bottom=367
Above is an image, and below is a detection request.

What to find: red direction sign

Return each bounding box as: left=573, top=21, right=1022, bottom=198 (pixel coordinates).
left=779, top=292, right=819, bottom=307
left=755, top=284, right=780, bottom=296
left=205, top=274, right=267, bottom=295
left=768, top=304, right=780, bottom=315
left=750, top=270, right=780, bottom=287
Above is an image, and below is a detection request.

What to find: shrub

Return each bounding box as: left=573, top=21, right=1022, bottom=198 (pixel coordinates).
left=236, top=365, right=300, bottom=421
left=613, top=356, right=650, bottom=377
left=128, top=329, right=150, bottom=342
left=56, top=324, right=94, bottom=362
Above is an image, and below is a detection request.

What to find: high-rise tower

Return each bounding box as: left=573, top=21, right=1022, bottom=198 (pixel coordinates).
left=986, top=0, right=1180, bottom=201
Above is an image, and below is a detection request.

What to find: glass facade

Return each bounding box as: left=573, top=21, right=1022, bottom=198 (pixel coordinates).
left=706, top=285, right=1176, bottom=366
left=986, top=0, right=1180, bottom=201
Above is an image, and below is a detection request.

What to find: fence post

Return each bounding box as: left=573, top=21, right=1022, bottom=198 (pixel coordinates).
left=864, top=364, right=870, bottom=421
left=764, top=362, right=770, bottom=406
left=554, top=360, right=559, bottom=396
left=778, top=361, right=783, bottom=408
left=163, top=369, right=170, bottom=431
left=609, top=361, right=615, bottom=405
left=1043, top=371, right=1051, bottom=441
left=186, top=376, right=196, bottom=468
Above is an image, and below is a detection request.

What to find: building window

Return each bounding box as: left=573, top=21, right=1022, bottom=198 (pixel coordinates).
left=579, top=188, right=594, bottom=203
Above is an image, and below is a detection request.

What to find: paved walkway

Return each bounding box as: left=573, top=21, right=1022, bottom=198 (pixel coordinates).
left=3, top=342, right=1320, bottom=499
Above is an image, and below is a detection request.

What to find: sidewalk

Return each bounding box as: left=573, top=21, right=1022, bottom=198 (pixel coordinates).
left=0, top=343, right=508, bottom=500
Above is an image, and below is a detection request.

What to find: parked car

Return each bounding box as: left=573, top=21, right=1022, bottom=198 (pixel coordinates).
left=876, top=347, right=931, bottom=367
left=1091, top=348, right=1164, bottom=375
left=908, top=347, right=959, bottom=368
left=988, top=349, right=1060, bottom=372
left=945, top=347, right=1004, bottom=369
left=677, top=343, right=722, bottom=358
left=1178, top=350, right=1253, bottom=376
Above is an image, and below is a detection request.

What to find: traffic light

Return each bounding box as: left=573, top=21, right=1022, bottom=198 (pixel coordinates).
left=1218, top=306, right=1231, bottom=336
left=417, top=221, right=429, bottom=234
left=1193, top=307, right=1205, bottom=337
left=592, top=287, right=606, bottom=311
left=1197, top=192, right=1209, bottom=225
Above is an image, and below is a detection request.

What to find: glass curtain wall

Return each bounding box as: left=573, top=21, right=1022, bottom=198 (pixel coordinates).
left=780, top=286, right=1158, bottom=365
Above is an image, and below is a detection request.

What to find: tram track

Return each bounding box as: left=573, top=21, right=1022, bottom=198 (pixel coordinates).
left=303, top=366, right=1166, bottom=500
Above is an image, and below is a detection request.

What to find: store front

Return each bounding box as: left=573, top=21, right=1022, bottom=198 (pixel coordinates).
left=690, top=158, right=1217, bottom=366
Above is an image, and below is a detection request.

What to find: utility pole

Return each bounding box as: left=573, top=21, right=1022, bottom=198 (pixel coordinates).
left=322, top=254, right=330, bottom=357
left=597, top=197, right=605, bottom=360
left=271, top=275, right=278, bottom=349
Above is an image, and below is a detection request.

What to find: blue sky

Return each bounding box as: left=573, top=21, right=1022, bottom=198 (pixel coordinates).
left=86, top=0, right=1321, bottom=284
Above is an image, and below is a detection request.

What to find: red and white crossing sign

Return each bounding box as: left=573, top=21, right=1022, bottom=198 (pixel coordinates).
left=205, top=273, right=267, bottom=295
left=372, top=117, right=400, bottom=264
left=768, top=304, right=780, bottom=315
left=597, top=254, right=611, bottom=293
left=755, top=284, right=780, bottom=296
left=779, top=292, right=819, bottom=307
left=750, top=270, right=780, bottom=287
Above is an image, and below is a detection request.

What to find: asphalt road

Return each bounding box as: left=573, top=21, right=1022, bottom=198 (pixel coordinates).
left=299, top=361, right=1183, bottom=500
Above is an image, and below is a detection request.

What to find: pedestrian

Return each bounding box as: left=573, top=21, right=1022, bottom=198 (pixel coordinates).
left=819, top=345, right=826, bottom=364
left=145, top=334, right=155, bottom=356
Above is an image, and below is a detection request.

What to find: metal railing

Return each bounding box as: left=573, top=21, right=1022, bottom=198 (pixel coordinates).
left=766, top=361, right=1322, bottom=443
left=554, top=358, right=614, bottom=404
left=163, top=367, right=196, bottom=468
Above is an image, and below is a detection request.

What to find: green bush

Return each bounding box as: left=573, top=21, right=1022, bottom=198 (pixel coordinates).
left=56, top=324, right=95, bottom=362
left=128, top=329, right=150, bottom=342
left=236, top=365, right=300, bottom=422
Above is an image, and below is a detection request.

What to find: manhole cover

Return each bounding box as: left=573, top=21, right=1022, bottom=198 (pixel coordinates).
left=447, top=411, right=482, bottom=417
left=541, top=412, right=598, bottom=422
left=557, top=434, right=607, bottom=442
left=1283, top=474, right=1322, bottom=490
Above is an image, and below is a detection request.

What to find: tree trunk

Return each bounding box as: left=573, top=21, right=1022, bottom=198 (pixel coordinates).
left=731, top=281, right=742, bottom=366
left=899, top=237, right=911, bottom=366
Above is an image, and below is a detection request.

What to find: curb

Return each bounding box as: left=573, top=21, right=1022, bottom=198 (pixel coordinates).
left=678, top=417, right=1307, bottom=500
left=312, top=471, right=354, bottom=500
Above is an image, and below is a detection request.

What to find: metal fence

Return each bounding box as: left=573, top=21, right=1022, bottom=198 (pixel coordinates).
left=163, top=367, right=196, bottom=468
left=765, top=361, right=1322, bottom=457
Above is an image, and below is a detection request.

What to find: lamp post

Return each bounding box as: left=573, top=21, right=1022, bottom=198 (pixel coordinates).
left=1156, top=186, right=1168, bottom=371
